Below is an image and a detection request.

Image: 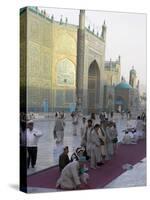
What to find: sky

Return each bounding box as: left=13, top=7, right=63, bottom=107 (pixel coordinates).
left=39, top=7, right=146, bottom=92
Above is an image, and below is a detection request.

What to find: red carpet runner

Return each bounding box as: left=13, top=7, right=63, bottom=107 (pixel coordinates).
left=27, top=140, right=146, bottom=190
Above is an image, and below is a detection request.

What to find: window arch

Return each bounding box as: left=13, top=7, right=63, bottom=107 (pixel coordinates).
left=56, top=59, right=75, bottom=86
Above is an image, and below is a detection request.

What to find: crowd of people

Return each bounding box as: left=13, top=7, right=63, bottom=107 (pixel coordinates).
left=54, top=111, right=146, bottom=190
left=121, top=115, right=146, bottom=144
left=20, top=110, right=146, bottom=190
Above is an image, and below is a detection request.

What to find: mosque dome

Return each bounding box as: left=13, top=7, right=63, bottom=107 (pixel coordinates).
left=115, top=82, right=132, bottom=89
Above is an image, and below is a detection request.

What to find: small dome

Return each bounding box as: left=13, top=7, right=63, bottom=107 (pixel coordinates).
left=115, top=82, right=132, bottom=89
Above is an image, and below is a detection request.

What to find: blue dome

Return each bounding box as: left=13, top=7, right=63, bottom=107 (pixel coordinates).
left=115, top=82, right=132, bottom=89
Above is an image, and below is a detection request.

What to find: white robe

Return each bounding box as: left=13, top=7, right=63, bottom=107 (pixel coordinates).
left=56, top=161, right=89, bottom=189
left=136, top=119, right=144, bottom=138
left=90, top=130, right=101, bottom=168
left=105, top=127, right=114, bottom=158
left=86, top=127, right=93, bottom=156
left=80, top=122, right=87, bottom=146
left=72, top=116, right=78, bottom=136
left=98, top=128, right=106, bottom=156
left=122, top=134, right=135, bottom=144
left=27, top=128, right=43, bottom=147
left=54, top=118, right=65, bottom=143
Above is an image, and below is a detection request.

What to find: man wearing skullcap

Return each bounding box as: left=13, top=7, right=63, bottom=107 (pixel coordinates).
left=27, top=120, right=43, bottom=168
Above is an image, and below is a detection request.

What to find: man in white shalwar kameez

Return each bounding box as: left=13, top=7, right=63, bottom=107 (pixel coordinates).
left=56, top=157, right=89, bottom=190
left=99, top=124, right=107, bottom=162
left=105, top=123, right=114, bottom=160
left=27, top=120, right=43, bottom=168
left=110, top=122, right=118, bottom=154
left=72, top=112, right=78, bottom=136
left=136, top=116, right=144, bottom=139
left=90, top=124, right=102, bottom=169
left=121, top=131, right=136, bottom=144
left=80, top=117, right=87, bottom=146
left=54, top=113, right=65, bottom=144
left=85, top=119, right=93, bottom=157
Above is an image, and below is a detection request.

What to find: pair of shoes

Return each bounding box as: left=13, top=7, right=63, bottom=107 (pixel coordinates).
left=97, top=162, right=104, bottom=166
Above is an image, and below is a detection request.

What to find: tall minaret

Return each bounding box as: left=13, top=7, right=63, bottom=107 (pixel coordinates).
left=101, top=20, right=107, bottom=41
left=137, top=80, right=140, bottom=90
left=129, top=66, right=136, bottom=88
left=76, top=10, right=85, bottom=112
left=118, top=55, right=121, bottom=64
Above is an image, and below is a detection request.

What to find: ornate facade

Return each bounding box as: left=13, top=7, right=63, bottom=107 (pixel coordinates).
left=20, top=7, right=121, bottom=113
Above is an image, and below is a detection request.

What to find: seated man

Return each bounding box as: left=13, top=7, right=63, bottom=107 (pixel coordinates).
left=56, top=156, right=89, bottom=190
left=59, top=146, right=70, bottom=172
left=121, top=131, right=136, bottom=144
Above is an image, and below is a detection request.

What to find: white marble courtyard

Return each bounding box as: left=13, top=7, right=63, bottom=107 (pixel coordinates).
left=26, top=112, right=146, bottom=191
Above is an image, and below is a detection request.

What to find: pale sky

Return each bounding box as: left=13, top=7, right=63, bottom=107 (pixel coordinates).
left=38, top=7, right=146, bottom=91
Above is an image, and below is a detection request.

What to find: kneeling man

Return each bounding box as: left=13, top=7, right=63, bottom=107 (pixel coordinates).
left=56, top=156, right=89, bottom=190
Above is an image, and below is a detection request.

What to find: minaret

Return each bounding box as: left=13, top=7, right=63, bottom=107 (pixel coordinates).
left=118, top=55, right=121, bottom=64
left=117, top=55, right=121, bottom=83
left=79, top=10, right=85, bottom=30
left=110, top=58, right=112, bottom=69
left=137, top=80, right=140, bottom=90
left=129, top=66, right=136, bottom=88
left=76, top=10, right=85, bottom=112
left=101, top=20, right=107, bottom=41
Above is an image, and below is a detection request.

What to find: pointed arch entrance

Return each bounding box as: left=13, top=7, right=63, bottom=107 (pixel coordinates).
left=88, top=60, right=100, bottom=113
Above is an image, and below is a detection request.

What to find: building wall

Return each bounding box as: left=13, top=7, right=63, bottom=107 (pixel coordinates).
left=115, top=89, right=129, bottom=111
left=25, top=7, right=77, bottom=112
left=20, top=9, right=27, bottom=110
left=52, top=22, right=77, bottom=112
left=20, top=7, right=120, bottom=113
left=26, top=8, right=52, bottom=112
left=104, top=63, right=120, bottom=86
left=129, top=88, right=140, bottom=112
left=103, top=86, right=115, bottom=112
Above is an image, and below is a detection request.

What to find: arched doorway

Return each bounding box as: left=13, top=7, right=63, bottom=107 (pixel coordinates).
left=88, top=60, right=100, bottom=113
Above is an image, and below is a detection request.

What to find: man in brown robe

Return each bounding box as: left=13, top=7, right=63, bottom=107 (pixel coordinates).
left=59, top=146, right=70, bottom=172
